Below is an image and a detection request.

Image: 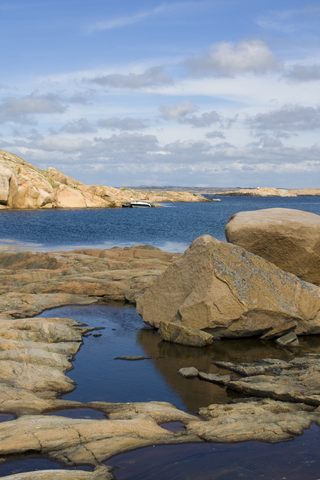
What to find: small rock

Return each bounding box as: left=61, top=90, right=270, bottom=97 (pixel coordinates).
left=211, top=360, right=268, bottom=376
left=159, top=320, right=213, bottom=347
left=114, top=356, right=150, bottom=361
left=260, top=321, right=297, bottom=340
left=178, top=367, right=199, bottom=378
left=92, top=333, right=102, bottom=338
left=198, top=372, right=231, bottom=385
left=276, top=331, right=300, bottom=347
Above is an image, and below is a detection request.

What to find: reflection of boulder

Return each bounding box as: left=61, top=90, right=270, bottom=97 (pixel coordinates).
left=225, top=208, right=320, bottom=286
left=136, top=327, right=233, bottom=412
left=137, top=327, right=316, bottom=412
left=137, top=235, right=320, bottom=338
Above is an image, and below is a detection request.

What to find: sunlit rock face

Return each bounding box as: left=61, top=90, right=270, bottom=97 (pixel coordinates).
left=137, top=234, right=320, bottom=338
left=0, top=149, right=210, bottom=210
left=225, top=208, right=320, bottom=287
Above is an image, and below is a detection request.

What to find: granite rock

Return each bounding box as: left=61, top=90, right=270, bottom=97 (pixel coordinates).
left=159, top=320, right=214, bottom=347
left=225, top=208, right=320, bottom=286
left=137, top=235, right=320, bottom=338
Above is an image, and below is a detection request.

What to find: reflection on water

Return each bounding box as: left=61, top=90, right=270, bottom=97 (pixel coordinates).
left=108, top=423, right=320, bottom=480
left=0, top=457, right=91, bottom=477
left=37, top=304, right=320, bottom=414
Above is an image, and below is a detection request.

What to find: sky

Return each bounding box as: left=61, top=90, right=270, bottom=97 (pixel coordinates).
left=1, top=0, right=320, bottom=188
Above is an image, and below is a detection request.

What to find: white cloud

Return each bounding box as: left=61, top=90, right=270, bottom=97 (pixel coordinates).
left=248, top=104, right=320, bottom=132
left=96, top=117, right=147, bottom=130
left=185, top=39, right=279, bottom=76
left=59, top=118, right=97, bottom=134
left=0, top=92, right=67, bottom=125
left=30, top=136, right=93, bottom=152
left=180, top=111, right=223, bottom=127
left=89, top=66, right=172, bottom=90
left=159, top=101, right=198, bottom=120
left=93, top=132, right=159, bottom=154
left=164, top=139, right=212, bottom=153
left=87, top=2, right=205, bottom=33
left=284, top=64, right=320, bottom=82
left=205, top=131, right=225, bottom=139
left=159, top=101, right=228, bottom=128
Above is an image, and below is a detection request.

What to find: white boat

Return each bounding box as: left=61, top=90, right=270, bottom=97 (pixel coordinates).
left=130, top=200, right=151, bottom=208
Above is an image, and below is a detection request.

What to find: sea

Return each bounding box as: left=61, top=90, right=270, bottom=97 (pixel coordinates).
left=1, top=196, right=320, bottom=479
left=1, top=195, right=320, bottom=253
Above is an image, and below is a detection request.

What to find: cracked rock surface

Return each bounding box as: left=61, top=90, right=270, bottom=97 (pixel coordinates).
left=0, top=246, right=180, bottom=317
left=201, top=354, right=320, bottom=406
left=137, top=234, right=320, bottom=337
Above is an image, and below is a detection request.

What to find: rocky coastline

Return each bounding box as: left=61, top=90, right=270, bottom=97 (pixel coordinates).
left=0, top=150, right=209, bottom=210
left=1, top=208, right=320, bottom=479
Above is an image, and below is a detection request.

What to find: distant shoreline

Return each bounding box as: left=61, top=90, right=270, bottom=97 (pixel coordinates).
left=123, top=186, right=320, bottom=197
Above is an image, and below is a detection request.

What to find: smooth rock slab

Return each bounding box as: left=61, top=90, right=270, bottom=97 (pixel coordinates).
left=198, top=372, right=231, bottom=385
left=137, top=234, right=320, bottom=338
left=0, top=412, right=200, bottom=467
left=188, top=399, right=316, bottom=443
left=210, top=355, right=320, bottom=406
left=225, top=208, right=320, bottom=286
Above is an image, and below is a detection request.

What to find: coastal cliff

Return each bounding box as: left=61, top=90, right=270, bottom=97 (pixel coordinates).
left=0, top=150, right=209, bottom=209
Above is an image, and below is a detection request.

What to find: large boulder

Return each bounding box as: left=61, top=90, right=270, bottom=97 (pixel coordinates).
left=136, top=235, right=320, bottom=338
left=225, top=208, right=320, bottom=286
left=55, top=184, right=87, bottom=208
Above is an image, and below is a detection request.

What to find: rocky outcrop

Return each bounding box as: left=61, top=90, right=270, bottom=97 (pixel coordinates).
left=188, top=399, right=315, bottom=444
left=136, top=234, right=320, bottom=338
left=208, top=355, right=320, bottom=406
left=0, top=246, right=181, bottom=317
left=0, top=150, right=210, bottom=209
left=225, top=208, right=320, bottom=286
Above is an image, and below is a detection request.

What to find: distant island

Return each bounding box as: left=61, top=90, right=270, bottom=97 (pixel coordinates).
left=125, top=185, right=320, bottom=197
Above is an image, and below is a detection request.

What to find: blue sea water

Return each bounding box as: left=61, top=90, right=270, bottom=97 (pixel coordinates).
left=1, top=196, right=320, bottom=252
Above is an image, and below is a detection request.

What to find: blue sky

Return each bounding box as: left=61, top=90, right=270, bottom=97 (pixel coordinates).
left=1, top=0, right=320, bottom=187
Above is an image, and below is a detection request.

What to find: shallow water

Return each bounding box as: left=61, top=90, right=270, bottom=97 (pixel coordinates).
left=0, top=458, right=91, bottom=477
left=108, top=423, right=320, bottom=480
left=37, top=304, right=320, bottom=414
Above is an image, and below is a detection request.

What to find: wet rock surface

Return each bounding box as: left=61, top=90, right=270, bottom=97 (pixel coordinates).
left=137, top=234, right=320, bottom=337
